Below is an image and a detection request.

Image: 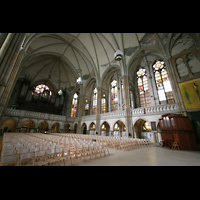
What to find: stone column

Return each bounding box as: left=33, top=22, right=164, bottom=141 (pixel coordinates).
left=77, top=85, right=85, bottom=134
left=0, top=33, right=8, bottom=49
left=0, top=33, right=15, bottom=67
left=146, top=62, right=159, bottom=106
left=122, top=76, right=133, bottom=137
left=164, top=56, right=186, bottom=115
left=0, top=46, right=26, bottom=122
left=95, top=87, right=102, bottom=135
left=0, top=34, right=25, bottom=89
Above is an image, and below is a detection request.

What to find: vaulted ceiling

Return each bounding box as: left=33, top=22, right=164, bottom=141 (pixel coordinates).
left=19, top=33, right=199, bottom=94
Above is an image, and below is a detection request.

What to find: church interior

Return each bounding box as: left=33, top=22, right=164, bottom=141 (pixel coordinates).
left=0, top=33, right=200, bottom=166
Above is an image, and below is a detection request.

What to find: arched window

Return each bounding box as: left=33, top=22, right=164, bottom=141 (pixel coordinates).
left=32, top=84, right=52, bottom=98
left=137, top=67, right=151, bottom=107
left=101, top=97, right=106, bottom=113
left=92, top=88, right=97, bottom=115
left=121, top=79, right=125, bottom=110
left=71, top=93, right=78, bottom=118
left=111, top=79, right=118, bottom=111
left=153, top=60, right=174, bottom=104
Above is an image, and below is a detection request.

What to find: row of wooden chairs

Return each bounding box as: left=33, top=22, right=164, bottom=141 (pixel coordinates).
left=49, top=133, right=153, bottom=151
left=1, top=143, right=110, bottom=166
left=0, top=133, right=110, bottom=166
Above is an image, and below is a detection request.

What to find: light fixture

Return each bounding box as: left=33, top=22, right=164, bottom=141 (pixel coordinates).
left=74, top=93, right=78, bottom=99
left=93, top=88, right=97, bottom=94
left=58, top=89, right=63, bottom=95
left=76, top=76, right=83, bottom=85
left=114, top=50, right=123, bottom=61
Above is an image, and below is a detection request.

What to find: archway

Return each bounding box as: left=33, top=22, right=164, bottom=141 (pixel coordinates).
left=74, top=123, right=77, bottom=133
left=64, top=123, right=70, bottom=133
left=38, top=121, right=48, bottom=133
left=155, top=122, right=162, bottom=143
left=22, top=120, right=35, bottom=133
left=0, top=118, right=16, bottom=133
left=82, top=123, right=87, bottom=134
left=51, top=122, right=60, bottom=133
left=89, top=122, right=96, bottom=135
left=113, top=120, right=126, bottom=137
left=101, top=121, right=110, bottom=136
left=133, top=119, right=152, bottom=139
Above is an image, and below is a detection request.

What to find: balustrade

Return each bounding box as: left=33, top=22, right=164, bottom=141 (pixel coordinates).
left=4, top=103, right=178, bottom=125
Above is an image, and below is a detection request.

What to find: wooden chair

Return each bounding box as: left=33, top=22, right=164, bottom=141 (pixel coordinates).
left=171, top=141, right=180, bottom=150
left=19, top=153, right=35, bottom=166
left=88, top=144, right=96, bottom=159
left=29, top=147, right=40, bottom=153
left=94, top=143, right=102, bottom=157
left=34, top=151, right=48, bottom=166
left=45, top=149, right=59, bottom=166
left=2, top=149, right=16, bottom=157
left=16, top=148, right=28, bottom=156
left=75, top=145, right=85, bottom=161
left=55, top=147, right=67, bottom=166
left=1, top=155, right=19, bottom=166
left=63, top=147, right=71, bottom=161
left=82, top=144, right=91, bottom=160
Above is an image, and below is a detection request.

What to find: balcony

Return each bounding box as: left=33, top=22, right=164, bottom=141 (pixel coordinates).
left=4, top=103, right=178, bottom=124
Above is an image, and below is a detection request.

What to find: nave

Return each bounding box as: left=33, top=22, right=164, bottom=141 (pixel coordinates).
left=0, top=132, right=153, bottom=166
left=1, top=132, right=200, bottom=166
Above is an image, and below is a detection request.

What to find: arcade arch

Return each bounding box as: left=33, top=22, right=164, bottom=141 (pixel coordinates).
left=133, top=118, right=152, bottom=139
left=22, top=120, right=35, bottom=132
left=38, top=121, right=48, bottom=133
left=101, top=121, right=110, bottom=136
left=113, top=120, right=126, bottom=137
left=0, top=118, right=16, bottom=133
left=51, top=122, right=60, bottom=133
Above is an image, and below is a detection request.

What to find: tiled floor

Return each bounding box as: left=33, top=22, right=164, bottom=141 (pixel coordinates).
left=1, top=134, right=200, bottom=166
left=64, top=146, right=200, bottom=166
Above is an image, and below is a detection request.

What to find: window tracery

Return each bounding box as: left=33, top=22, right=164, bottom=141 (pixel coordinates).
left=153, top=60, right=174, bottom=104
left=137, top=67, right=151, bottom=107
left=111, top=79, right=118, bottom=111
left=71, top=93, right=78, bottom=118
left=32, top=84, right=52, bottom=98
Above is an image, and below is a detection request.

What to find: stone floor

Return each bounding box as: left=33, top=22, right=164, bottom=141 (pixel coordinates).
left=1, top=134, right=200, bottom=166
left=64, top=146, right=200, bottom=166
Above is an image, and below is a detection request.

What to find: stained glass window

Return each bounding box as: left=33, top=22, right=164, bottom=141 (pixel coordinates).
left=71, top=93, right=78, bottom=118
left=153, top=60, right=174, bottom=104
left=111, top=80, right=118, bottom=111
left=92, top=88, right=97, bottom=115
left=121, top=79, right=124, bottom=108
left=137, top=67, right=151, bottom=107
left=101, top=98, right=106, bottom=113
left=32, top=84, right=52, bottom=98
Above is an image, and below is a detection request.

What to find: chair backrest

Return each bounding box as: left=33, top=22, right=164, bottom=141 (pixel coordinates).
left=20, top=153, right=35, bottom=166
left=46, top=148, right=56, bottom=156
left=16, top=148, right=28, bottom=155
left=1, top=155, right=19, bottom=166
left=35, top=150, right=45, bottom=157
left=2, top=149, right=16, bottom=156
left=56, top=147, right=63, bottom=153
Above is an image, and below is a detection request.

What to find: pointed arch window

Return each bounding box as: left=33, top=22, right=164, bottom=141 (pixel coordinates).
left=153, top=60, right=174, bottom=104
left=137, top=67, right=151, bottom=107
left=121, top=79, right=125, bottom=110
left=71, top=93, right=78, bottom=118
left=111, top=79, right=118, bottom=111
left=101, top=97, right=106, bottom=113
left=92, top=88, right=97, bottom=115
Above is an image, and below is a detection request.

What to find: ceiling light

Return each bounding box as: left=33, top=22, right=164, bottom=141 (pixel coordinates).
left=76, top=76, right=82, bottom=85
left=58, top=89, right=63, bottom=95
left=114, top=50, right=123, bottom=61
